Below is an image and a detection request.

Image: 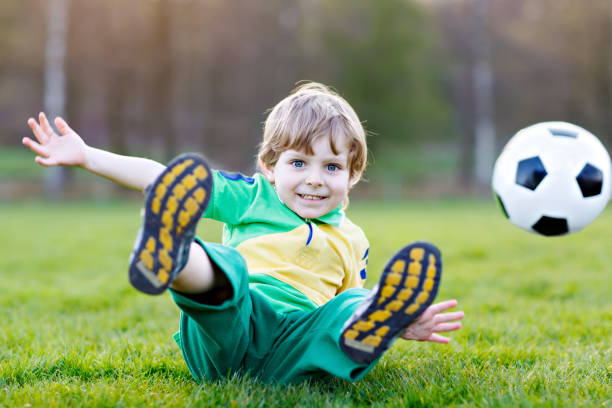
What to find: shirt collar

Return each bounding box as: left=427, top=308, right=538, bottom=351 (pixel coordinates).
left=311, top=205, right=345, bottom=226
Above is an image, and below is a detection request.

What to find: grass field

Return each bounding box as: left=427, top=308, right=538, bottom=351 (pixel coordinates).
left=0, top=199, right=610, bottom=407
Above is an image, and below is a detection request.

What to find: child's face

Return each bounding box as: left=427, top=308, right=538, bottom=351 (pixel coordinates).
left=262, top=135, right=354, bottom=219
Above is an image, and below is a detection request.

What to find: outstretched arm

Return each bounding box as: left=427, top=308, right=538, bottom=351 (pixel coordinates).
left=23, top=112, right=165, bottom=192
left=401, top=299, right=464, bottom=344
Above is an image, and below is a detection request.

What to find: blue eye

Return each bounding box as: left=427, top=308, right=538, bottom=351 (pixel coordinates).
left=292, top=160, right=304, bottom=168
left=327, top=164, right=339, bottom=172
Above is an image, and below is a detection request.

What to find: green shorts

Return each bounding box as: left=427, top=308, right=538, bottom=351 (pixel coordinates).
left=169, top=240, right=378, bottom=384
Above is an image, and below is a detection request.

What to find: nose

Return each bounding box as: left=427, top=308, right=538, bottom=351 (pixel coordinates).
left=305, top=167, right=323, bottom=187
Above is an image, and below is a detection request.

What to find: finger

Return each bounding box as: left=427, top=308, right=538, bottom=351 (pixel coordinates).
left=434, top=311, right=465, bottom=324
left=39, top=112, right=55, bottom=138
left=427, top=334, right=451, bottom=344
left=27, top=118, right=49, bottom=144
left=55, top=116, right=73, bottom=136
left=22, top=137, right=49, bottom=157
left=426, top=299, right=459, bottom=315
left=35, top=156, right=58, bottom=167
left=432, top=322, right=462, bottom=333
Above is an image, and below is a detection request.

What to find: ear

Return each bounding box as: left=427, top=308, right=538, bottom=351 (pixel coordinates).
left=260, top=160, right=275, bottom=184
left=348, top=172, right=360, bottom=189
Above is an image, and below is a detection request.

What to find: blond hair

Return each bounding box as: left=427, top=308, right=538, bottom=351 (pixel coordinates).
left=257, top=82, right=367, bottom=186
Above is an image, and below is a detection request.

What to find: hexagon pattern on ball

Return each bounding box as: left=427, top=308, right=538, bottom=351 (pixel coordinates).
left=515, top=156, right=547, bottom=191
left=492, top=121, right=611, bottom=236
left=549, top=128, right=578, bottom=138
left=576, top=163, right=603, bottom=197
left=532, top=216, right=569, bottom=236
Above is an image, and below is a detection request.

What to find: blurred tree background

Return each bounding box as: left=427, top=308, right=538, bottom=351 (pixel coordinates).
left=1, top=0, right=612, bottom=200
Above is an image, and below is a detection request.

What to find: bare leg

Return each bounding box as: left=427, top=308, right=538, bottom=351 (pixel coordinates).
left=170, top=242, right=215, bottom=293
left=170, top=242, right=233, bottom=305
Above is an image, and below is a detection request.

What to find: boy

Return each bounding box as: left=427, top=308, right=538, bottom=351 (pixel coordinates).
left=23, top=82, right=464, bottom=383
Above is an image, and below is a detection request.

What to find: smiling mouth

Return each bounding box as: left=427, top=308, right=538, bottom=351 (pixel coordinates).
left=297, top=193, right=327, bottom=201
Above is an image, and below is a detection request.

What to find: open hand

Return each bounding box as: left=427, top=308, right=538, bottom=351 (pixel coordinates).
left=23, top=112, right=87, bottom=167
left=401, top=299, right=464, bottom=343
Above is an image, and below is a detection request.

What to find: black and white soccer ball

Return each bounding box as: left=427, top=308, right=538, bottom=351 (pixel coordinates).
left=492, top=121, right=611, bottom=236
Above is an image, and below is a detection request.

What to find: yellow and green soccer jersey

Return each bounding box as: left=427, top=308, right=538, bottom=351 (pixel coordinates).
left=203, top=170, right=370, bottom=313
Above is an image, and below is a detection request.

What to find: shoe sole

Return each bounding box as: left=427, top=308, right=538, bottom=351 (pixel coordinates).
left=128, top=154, right=212, bottom=295
left=340, top=241, right=442, bottom=364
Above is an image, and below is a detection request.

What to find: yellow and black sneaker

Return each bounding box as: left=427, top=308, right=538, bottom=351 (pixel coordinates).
left=128, top=153, right=212, bottom=295
left=340, top=241, right=442, bottom=364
